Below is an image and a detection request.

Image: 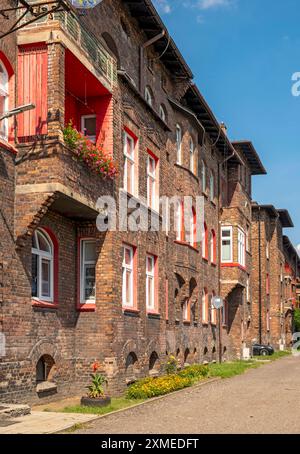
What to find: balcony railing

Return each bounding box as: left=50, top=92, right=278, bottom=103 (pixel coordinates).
left=17, top=1, right=116, bottom=89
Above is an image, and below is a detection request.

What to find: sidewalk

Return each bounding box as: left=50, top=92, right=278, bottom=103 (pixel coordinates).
left=0, top=411, right=98, bottom=434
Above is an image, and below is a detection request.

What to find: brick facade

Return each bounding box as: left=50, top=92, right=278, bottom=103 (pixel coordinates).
left=0, top=0, right=298, bottom=404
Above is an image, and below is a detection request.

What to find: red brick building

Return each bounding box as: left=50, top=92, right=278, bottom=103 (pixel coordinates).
left=251, top=205, right=299, bottom=350
left=0, top=0, right=298, bottom=404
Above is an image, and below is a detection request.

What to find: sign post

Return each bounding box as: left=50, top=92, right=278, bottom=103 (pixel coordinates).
left=212, top=296, right=224, bottom=364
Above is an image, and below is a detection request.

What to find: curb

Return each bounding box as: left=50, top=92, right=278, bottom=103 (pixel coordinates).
left=56, top=377, right=221, bottom=434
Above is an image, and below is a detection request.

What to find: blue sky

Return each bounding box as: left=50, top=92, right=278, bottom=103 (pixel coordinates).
left=153, top=0, right=300, bottom=250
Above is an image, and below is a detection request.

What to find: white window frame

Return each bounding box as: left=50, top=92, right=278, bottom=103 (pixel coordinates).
left=0, top=62, right=9, bottom=141
left=221, top=226, right=233, bottom=263
left=123, top=130, right=136, bottom=196
left=176, top=124, right=182, bottom=165
left=147, top=154, right=158, bottom=211
left=202, top=223, right=208, bottom=259
left=146, top=254, right=155, bottom=311
left=122, top=245, right=134, bottom=308
left=238, top=228, right=245, bottom=267
left=32, top=229, right=54, bottom=303
left=201, top=160, right=206, bottom=193
left=266, top=240, right=270, bottom=260
left=81, top=114, right=96, bottom=143
left=246, top=275, right=250, bottom=302
left=189, top=138, right=195, bottom=173
left=145, top=86, right=153, bottom=107
left=80, top=239, right=97, bottom=305
left=246, top=224, right=250, bottom=252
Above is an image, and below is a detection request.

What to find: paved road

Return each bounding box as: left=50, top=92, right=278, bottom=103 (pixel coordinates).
left=75, top=356, right=300, bottom=434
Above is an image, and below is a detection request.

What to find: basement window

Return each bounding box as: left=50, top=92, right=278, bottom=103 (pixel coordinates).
left=81, top=115, right=96, bottom=143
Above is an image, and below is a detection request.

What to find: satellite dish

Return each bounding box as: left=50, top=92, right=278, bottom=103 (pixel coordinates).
left=212, top=296, right=224, bottom=310
left=71, top=0, right=103, bottom=8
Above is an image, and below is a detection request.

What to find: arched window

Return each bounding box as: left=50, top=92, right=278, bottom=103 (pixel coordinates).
left=176, top=124, right=182, bottom=165
left=0, top=61, right=9, bottom=140
left=101, top=32, right=121, bottom=69
left=202, top=222, right=208, bottom=259
left=211, top=291, right=217, bottom=325
left=145, top=86, right=153, bottom=107
left=32, top=229, right=54, bottom=302
left=159, top=104, right=167, bottom=122
left=210, top=229, right=216, bottom=264
left=210, top=170, right=215, bottom=201
left=189, top=138, right=195, bottom=174
left=201, top=160, right=206, bottom=193
left=202, top=288, right=209, bottom=324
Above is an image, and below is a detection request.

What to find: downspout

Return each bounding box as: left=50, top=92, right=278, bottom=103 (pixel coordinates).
left=140, top=30, right=166, bottom=94
left=258, top=206, right=262, bottom=344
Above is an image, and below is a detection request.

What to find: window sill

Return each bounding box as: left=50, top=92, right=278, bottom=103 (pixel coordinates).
left=221, top=263, right=247, bottom=272
left=0, top=137, right=17, bottom=154
left=211, top=262, right=217, bottom=267
left=202, top=322, right=209, bottom=327
left=77, top=303, right=96, bottom=312
left=183, top=320, right=191, bottom=326
left=210, top=199, right=217, bottom=207
left=32, top=299, right=58, bottom=309
left=202, top=257, right=209, bottom=263
left=174, top=240, right=199, bottom=253
left=147, top=312, right=160, bottom=319
left=123, top=307, right=140, bottom=316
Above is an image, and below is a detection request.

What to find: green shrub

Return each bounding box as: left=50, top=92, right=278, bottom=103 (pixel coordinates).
left=178, top=364, right=209, bottom=380
left=165, top=355, right=179, bottom=375
left=126, top=374, right=193, bottom=400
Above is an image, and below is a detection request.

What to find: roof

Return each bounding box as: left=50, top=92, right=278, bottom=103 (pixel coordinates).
left=232, top=141, right=267, bottom=176
left=123, top=0, right=193, bottom=79
left=251, top=203, right=278, bottom=218
left=277, top=209, right=294, bottom=228
left=182, top=83, right=240, bottom=160
left=283, top=236, right=300, bottom=272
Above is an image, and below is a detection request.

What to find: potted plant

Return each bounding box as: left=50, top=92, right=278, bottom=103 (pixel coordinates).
left=81, top=362, right=111, bottom=407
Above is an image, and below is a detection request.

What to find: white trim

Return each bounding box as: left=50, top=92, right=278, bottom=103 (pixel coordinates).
left=221, top=226, right=233, bottom=263
left=123, top=131, right=136, bottom=196
left=145, top=87, right=153, bottom=107
left=122, top=245, right=134, bottom=308
left=80, top=239, right=96, bottom=305
left=201, top=160, right=206, bottom=193
left=31, top=229, right=54, bottom=302
left=238, top=227, right=245, bottom=267
left=0, top=61, right=9, bottom=141
left=189, top=138, right=195, bottom=173
left=81, top=114, right=96, bottom=143
left=146, top=254, right=155, bottom=311
left=147, top=154, right=158, bottom=211
left=159, top=104, right=166, bottom=122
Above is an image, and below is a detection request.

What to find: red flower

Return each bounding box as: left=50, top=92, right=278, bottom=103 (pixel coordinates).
left=92, top=361, right=100, bottom=372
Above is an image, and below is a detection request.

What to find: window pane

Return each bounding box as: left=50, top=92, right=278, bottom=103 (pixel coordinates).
left=126, top=136, right=134, bottom=158
left=127, top=160, right=134, bottom=193
left=124, top=247, right=132, bottom=266
left=37, top=231, right=51, bottom=253
left=32, top=254, right=38, bottom=297
left=126, top=269, right=132, bottom=304
left=84, top=264, right=96, bottom=300
left=83, top=117, right=96, bottom=137
left=147, top=256, right=154, bottom=273
left=222, top=230, right=231, bottom=238
left=84, top=241, right=96, bottom=262
left=222, top=244, right=231, bottom=261
left=41, top=258, right=51, bottom=297
left=147, top=276, right=154, bottom=308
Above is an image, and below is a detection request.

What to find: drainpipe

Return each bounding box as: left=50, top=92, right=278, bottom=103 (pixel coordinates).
left=258, top=207, right=262, bottom=344
left=140, top=30, right=166, bottom=93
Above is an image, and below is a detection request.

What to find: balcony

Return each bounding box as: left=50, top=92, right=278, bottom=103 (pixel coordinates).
left=16, top=3, right=116, bottom=92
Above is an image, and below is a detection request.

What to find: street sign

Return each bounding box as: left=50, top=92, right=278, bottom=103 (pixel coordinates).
left=212, top=296, right=223, bottom=310
left=71, top=0, right=103, bottom=8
